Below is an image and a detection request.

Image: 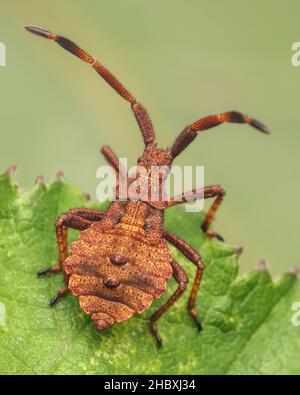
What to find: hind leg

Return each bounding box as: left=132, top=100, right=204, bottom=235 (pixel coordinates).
left=163, top=231, right=205, bottom=330
left=150, top=259, right=188, bottom=347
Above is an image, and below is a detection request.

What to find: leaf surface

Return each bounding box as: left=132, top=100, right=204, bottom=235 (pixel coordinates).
left=0, top=176, right=299, bottom=374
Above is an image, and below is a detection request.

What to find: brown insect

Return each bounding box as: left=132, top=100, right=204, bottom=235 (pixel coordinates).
left=26, top=25, right=269, bottom=347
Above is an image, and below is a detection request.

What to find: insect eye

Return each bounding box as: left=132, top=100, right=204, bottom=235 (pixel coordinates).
left=143, top=222, right=151, bottom=230
left=114, top=214, right=121, bottom=224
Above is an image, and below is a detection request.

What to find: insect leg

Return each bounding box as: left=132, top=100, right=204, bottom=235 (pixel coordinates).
left=37, top=212, right=104, bottom=276
left=100, top=144, right=131, bottom=190
left=163, top=231, right=204, bottom=330
left=169, top=111, right=269, bottom=159
left=201, top=187, right=225, bottom=240
left=100, top=145, right=139, bottom=199
left=150, top=259, right=188, bottom=347
left=164, top=185, right=225, bottom=240
left=40, top=212, right=92, bottom=306
left=68, top=208, right=105, bottom=222
left=25, top=25, right=155, bottom=147
left=100, top=145, right=125, bottom=177
left=49, top=286, right=69, bottom=306
left=55, top=212, right=92, bottom=268
left=37, top=265, right=61, bottom=276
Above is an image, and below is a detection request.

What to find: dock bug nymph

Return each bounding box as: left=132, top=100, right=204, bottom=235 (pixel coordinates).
left=26, top=25, right=269, bottom=347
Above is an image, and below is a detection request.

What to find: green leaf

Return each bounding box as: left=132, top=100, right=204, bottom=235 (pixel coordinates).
left=0, top=175, right=299, bottom=375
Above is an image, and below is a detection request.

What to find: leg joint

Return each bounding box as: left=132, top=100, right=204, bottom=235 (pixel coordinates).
left=197, top=260, right=205, bottom=271
left=218, top=186, right=226, bottom=197
left=56, top=213, right=68, bottom=228
left=179, top=276, right=189, bottom=292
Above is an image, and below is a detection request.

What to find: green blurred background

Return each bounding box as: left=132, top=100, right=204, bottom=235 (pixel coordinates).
left=0, top=1, right=299, bottom=275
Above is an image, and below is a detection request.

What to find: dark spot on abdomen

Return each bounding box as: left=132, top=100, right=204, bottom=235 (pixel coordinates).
left=109, top=254, right=127, bottom=265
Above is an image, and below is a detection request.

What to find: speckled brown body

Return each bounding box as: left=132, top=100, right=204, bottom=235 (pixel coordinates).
left=64, top=202, right=173, bottom=330
left=27, top=24, right=269, bottom=346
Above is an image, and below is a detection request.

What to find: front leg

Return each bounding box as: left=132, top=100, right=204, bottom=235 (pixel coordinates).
left=201, top=186, right=225, bottom=241
left=163, top=231, right=204, bottom=330
left=163, top=185, right=226, bottom=241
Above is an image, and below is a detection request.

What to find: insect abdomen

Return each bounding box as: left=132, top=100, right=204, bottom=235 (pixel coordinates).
left=63, top=226, right=173, bottom=329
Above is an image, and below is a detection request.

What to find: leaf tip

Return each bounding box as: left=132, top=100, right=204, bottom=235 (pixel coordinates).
left=3, top=164, right=17, bottom=177
left=235, top=245, right=244, bottom=256
left=290, top=266, right=300, bottom=276
left=56, top=170, right=65, bottom=180
left=35, top=175, right=45, bottom=185
left=257, top=260, right=268, bottom=270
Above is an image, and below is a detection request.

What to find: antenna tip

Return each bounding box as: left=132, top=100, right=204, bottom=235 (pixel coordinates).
left=25, top=25, right=56, bottom=40
left=251, top=119, right=271, bottom=134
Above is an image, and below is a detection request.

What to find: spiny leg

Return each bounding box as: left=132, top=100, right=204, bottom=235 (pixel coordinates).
left=163, top=231, right=204, bottom=330
left=165, top=185, right=226, bottom=240
left=150, top=259, right=188, bottom=347
left=25, top=25, right=155, bottom=147
left=169, top=111, right=270, bottom=159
